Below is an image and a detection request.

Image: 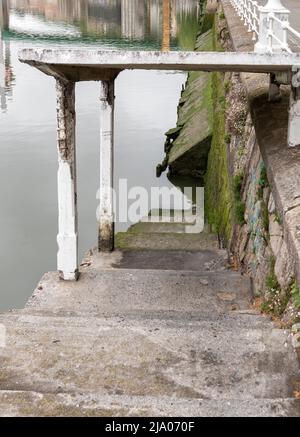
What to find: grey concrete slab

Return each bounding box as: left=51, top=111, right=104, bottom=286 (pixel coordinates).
left=23, top=269, right=252, bottom=317
left=18, top=49, right=300, bottom=82
left=0, top=313, right=299, bottom=401
left=112, top=249, right=229, bottom=272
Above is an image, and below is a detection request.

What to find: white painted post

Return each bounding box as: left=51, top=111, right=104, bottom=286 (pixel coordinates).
left=99, top=80, right=115, bottom=252
left=288, top=67, right=300, bottom=147
left=56, top=79, right=79, bottom=280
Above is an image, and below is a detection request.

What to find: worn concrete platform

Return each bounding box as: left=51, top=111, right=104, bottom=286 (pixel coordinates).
left=0, top=247, right=299, bottom=416
left=24, top=268, right=251, bottom=317
left=0, top=312, right=299, bottom=402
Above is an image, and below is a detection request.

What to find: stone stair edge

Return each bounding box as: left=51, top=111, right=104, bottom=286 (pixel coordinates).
left=0, top=390, right=299, bottom=417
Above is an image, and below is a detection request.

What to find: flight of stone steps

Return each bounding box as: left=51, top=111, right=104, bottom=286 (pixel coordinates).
left=0, top=216, right=300, bottom=417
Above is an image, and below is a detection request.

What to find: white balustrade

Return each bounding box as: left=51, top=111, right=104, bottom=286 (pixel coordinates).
left=229, top=0, right=300, bottom=53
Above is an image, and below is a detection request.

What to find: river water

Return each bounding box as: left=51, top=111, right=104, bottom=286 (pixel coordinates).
left=0, top=0, right=200, bottom=311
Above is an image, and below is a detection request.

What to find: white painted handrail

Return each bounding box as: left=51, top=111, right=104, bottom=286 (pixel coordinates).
left=229, top=0, right=300, bottom=53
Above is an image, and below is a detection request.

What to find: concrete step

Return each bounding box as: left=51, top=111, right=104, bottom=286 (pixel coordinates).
left=86, top=248, right=229, bottom=272
left=0, top=313, right=299, bottom=401
left=115, top=232, right=219, bottom=251
left=128, top=222, right=189, bottom=234
left=23, top=269, right=252, bottom=317
left=140, top=209, right=196, bottom=224
left=115, top=249, right=229, bottom=271
left=0, top=391, right=299, bottom=417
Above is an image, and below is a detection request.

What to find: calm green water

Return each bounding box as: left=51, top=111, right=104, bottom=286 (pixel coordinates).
left=0, top=0, right=200, bottom=311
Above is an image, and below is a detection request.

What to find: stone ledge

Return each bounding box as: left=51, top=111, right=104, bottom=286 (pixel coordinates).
left=221, top=0, right=300, bottom=285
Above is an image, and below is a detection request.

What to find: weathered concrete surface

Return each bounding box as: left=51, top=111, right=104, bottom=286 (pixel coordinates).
left=81, top=246, right=228, bottom=272
left=1, top=392, right=300, bottom=417
left=18, top=48, right=300, bottom=81
left=115, top=232, right=220, bottom=251
left=0, top=312, right=299, bottom=402
left=24, top=267, right=252, bottom=317
left=0, top=245, right=299, bottom=416
left=113, top=249, right=228, bottom=272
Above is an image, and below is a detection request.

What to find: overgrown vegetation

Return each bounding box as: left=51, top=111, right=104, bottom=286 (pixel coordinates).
left=261, top=257, right=288, bottom=318
left=232, top=173, right=245, bottom=226
left=224, top=133, right=232, bottom=144
left=274, top=210, right=282, bottom=225
left=261, top=200, right=269, bottom=233
left=291, top=281, right=300, bottom=317
left=224, top=80, right=232, bottom=94
left=257, top=165, right=268, bottom=200
left=205, top=26, right=233, bottom=240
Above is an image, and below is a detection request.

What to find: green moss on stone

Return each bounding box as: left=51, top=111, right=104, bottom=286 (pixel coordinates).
left=205, top=68, right=233, bottom=241
left=204, top=14, right=234, bottom=242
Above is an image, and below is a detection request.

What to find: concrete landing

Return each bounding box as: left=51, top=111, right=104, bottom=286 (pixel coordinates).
left=0, top=248, right=299, bottom=416
left=24, top=268, right=252, bottom=317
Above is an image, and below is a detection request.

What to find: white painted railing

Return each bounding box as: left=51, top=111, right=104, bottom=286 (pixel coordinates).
left=230, top=0, right=300, bottom=53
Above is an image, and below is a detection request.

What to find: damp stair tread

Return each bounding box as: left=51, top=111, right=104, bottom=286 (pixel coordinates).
left=115, top=232, right=220, bottom=251
left=22, top=268, right=252, bottom=316
left=0, top=312, right=299, bottom=404
left=0, top=391, right=300, bottom=417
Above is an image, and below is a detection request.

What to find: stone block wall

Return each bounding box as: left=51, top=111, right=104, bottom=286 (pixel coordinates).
left=218, top=0, right=300, bottom=324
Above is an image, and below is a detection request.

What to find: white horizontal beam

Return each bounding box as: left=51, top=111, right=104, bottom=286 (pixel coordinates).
left=19, top=48, right=300, bottom=77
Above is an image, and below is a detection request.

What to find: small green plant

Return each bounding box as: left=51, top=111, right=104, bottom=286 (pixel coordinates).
left=259, top=166, right=268, bottom=187
left=233, top=173, right=244, bottom=199
left=232, top=173, right=245, bottom=225
left=261, top=257, right=288, bottom=318
left=233, top=108, right=247, bottom=135
left=219, top=11, right=225, bottom=20
left=224, top=80, right=232, bottom=94
left=257, top=165, right=268, bottom=200
left=291, top=281, right=300, bottom=311
left=274, top=210, right=282, bottom=225
left=224, top=133, right=232, bottom=144
left=234, top=201, right=246, bottom=225
left=219, top=95, right=227, bottom=110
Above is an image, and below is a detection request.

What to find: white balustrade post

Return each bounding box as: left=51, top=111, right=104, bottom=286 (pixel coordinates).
left=98, top=79, right=115, bottom=252
left=288, top=67, right=300, bottom=148
left=56, top=79, right=79, bottom=281
left=255, top=0, right=290, bottom=53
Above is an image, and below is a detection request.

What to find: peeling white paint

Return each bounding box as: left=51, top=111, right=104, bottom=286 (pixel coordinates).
left=56, top=79, right=78, bottom=280
left=99, top=80, right=115, bottom=252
